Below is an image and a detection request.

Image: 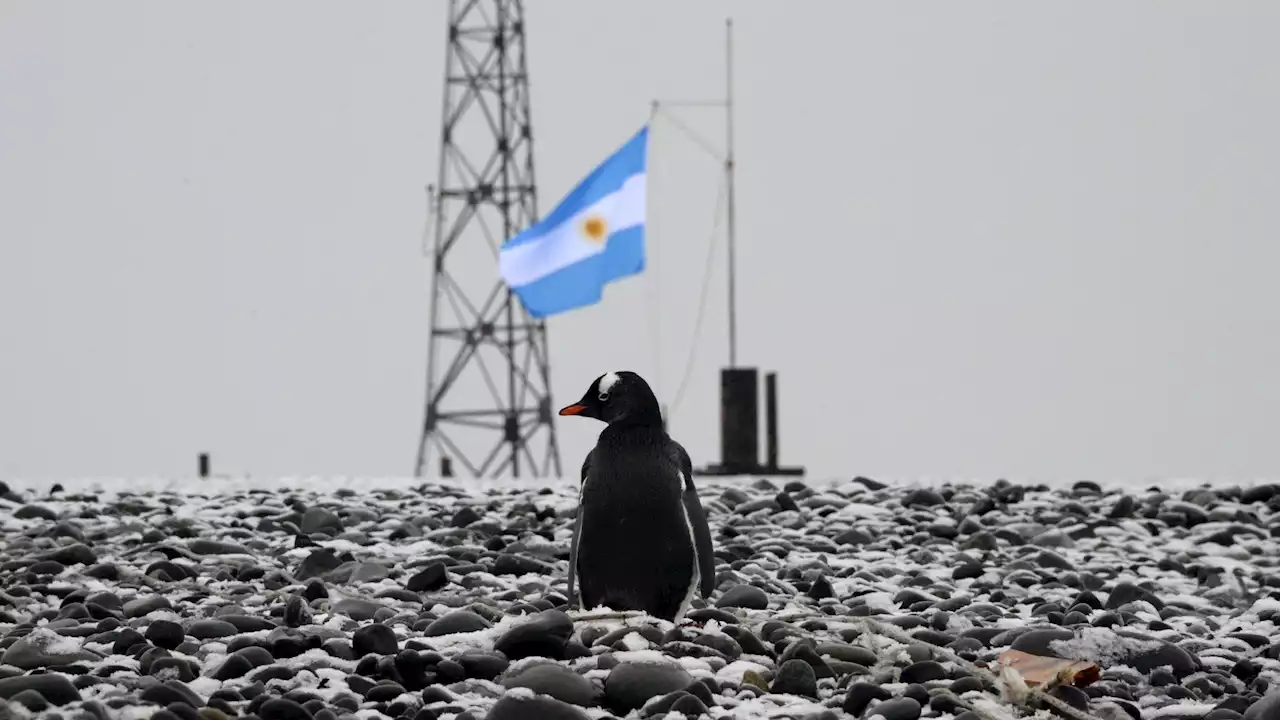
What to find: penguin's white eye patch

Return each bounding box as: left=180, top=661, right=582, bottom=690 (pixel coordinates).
left=599, top=371, right=621, bottom=394
left=598, top=392, right=610, bottom=402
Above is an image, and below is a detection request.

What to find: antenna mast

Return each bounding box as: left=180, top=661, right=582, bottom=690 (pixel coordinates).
left=725, top=17, right=738, bottom=369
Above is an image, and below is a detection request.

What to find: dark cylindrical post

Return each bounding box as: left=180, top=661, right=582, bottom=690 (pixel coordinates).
left=720, top=367, right=759, bottom=472
left=440, top=456, right=454, bottom=479
left=198, top=453, right=210, bottom=478
left=765, top=372, right=779, bottom=470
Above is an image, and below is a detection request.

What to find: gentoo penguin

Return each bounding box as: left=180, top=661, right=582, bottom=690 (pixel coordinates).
left=559, top=370, right=716, bottom=622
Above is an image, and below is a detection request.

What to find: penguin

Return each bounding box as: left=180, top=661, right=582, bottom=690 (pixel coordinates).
left=559, top=370, right=716, bottom=623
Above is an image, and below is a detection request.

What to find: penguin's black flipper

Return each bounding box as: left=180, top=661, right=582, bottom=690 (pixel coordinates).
left=566, top=450, right=591, bottom=610
left=671, top=440, right=717, bottom=599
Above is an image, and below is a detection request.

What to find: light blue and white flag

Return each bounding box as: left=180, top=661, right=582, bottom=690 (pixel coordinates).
left=499, top=125, right=648, bottom=318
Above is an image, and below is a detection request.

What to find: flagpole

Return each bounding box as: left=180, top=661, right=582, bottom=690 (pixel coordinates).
left=648, top=101, right=670, bottom=430
left=724, top=17, right=738, bottom=369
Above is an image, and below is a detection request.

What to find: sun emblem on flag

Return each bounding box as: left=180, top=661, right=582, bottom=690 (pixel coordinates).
left=580, top=214, right=608, bottom=244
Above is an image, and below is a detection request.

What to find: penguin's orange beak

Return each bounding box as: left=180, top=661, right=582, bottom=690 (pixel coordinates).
left=559, top=404, right=588, bottom=416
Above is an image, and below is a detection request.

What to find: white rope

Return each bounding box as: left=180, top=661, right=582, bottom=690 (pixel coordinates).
left=668, top=172, right=726, bottom=419
left=652, top=104, right=725, bottom=162
left=567, top=609, right=649, bottom=623
left=645, top=102, right=731, bottom=423
left=561, top=603, right=1107, bottom=720
left=108, top=558, right=1102, bottom=720
left=772, top=611, right=1110, bottom=720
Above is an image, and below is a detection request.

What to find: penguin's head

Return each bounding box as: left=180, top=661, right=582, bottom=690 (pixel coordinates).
left=559, top=371, right=662, bottom=426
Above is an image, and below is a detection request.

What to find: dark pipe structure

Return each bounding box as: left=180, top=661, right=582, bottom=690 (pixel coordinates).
left=695, top=367, right=805, bottom=477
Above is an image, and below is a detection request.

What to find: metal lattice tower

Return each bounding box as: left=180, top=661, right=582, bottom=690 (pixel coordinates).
left=415, top=0, right=561, bottom=479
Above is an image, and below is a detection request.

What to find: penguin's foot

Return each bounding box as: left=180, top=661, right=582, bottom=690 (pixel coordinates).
left=676, top=616, right=704, bottom=632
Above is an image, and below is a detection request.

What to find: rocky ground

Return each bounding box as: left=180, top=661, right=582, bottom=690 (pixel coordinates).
left=3, top=475, right=1280, bottom=720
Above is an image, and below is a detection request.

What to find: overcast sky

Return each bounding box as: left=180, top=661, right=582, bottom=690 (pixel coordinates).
left=2, top=1, right=1279, bottom=485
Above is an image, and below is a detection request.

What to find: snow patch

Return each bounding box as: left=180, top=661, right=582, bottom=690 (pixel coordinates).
left=716, top=659, right=771, bottom=684
left=620, top=632, right=651, bottom=651
left=19, top=626, right=84, bottom=656
left=1047, top=627, right=1164, bottom=666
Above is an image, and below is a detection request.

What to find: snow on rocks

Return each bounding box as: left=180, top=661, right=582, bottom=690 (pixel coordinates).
left=3, top=476, right=1280, bottom=719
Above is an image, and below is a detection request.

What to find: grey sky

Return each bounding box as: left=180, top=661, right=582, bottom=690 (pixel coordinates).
left=2, top=1, right=1278, bottom=484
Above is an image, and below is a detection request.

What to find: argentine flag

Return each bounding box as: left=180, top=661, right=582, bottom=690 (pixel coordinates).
left=499, top=125, right=648, bottom=318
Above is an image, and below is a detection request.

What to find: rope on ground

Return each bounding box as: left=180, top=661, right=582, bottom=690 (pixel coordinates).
left=562, top=604, right=1107, bottom=720
left=81, top=544, right=1109, bottom=720
left=776, top=610, right=1110, bottom=720
left=566, top=609, right=650, bottom=623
